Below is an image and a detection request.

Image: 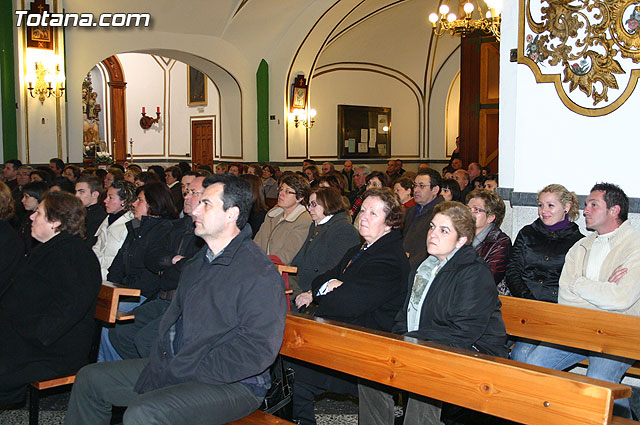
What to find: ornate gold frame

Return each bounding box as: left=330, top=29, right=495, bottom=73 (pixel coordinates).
left=518, top=0, right=640, bottom=117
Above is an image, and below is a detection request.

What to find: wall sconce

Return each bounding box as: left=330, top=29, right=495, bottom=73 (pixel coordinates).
left=290, top=108, right=316, bottom=128
left=140, top=106, right=161, bottom=129
left=27, top=62, right=65, bottom=104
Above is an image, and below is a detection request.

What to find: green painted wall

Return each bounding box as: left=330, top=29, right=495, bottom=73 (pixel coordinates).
left=0, top=0, right=18, bottom=161
left=256, top=59, right=269, bottom=162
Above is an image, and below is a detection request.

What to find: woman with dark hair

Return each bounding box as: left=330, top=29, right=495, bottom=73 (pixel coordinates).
left=49, top=176, right=76, bottom=193
left=0, top=191, right=101, bottom=405
left=100, top=182, right=176, bottom=361
left=239, top=173, right=267, bottom=237
left=394, top=176, right=416, bottom=210
left=439, top=178, right=462, bottom=202
left=104, top=167, right=124, bottom=189
left=261, top=164, right=278, bottom=204
left=147, top=165, right=167, bottom=184
left=93, top=180, right=136, bottom=280
left=359, top=201, right=508, bottom=425
left=303, top=164, right=320, bottom=187
left=318, top=173, right=350, bottom=209
left=0, top=182, right=24, bottom=290
left=291, top=187, right=410, bottom=425
left=133, top=171, right=160, bottom=188
left=255, top=174, right=312, bottom=264
left=365, top=170, right=391, bottom=189
left=63, top=164, right=82, bottom=182
left=291, top=187, right=360, bottom=305
left=467, top=189, right=512, bottom=294
left=17, top=181, right=49, bottom=251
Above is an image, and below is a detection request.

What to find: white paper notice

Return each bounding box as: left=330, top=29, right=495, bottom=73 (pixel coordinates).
left=358, top=142, right=368, bottom=153
left=360, top=129, right=368, bottom=144
left=369, top=129, right=377, bottom=147
left=348, top=139, right=356, bottom=153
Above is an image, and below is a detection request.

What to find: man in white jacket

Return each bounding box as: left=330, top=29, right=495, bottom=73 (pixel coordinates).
left=525, top=182, right=640, bottom=419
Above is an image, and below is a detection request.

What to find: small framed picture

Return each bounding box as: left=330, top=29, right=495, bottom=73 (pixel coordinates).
left=292, top=87, right=307, bottom=109
left=188, top=66, right=207, bottom=106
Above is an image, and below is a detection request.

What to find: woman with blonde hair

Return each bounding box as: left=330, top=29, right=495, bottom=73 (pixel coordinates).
left=506, top=183, right=583, bottom=362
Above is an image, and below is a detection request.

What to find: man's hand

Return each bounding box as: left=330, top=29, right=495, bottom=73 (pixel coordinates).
left=608, top=265, right=628, bottom=284
left=172, top=255, right=185, bottom=265
left=295, top=292, right=313, bottom=309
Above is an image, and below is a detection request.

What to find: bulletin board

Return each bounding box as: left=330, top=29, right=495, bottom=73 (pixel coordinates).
left=337, top=105, right=391, bottom=159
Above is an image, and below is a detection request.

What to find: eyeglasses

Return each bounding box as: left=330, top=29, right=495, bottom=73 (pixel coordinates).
left=468, top=206, right=487, bottom=214
left=279, top=187, right=297, bottom=196
left=367, top=182, right=382, bottom=188
left=413, top=183, right=430, bottom=190
left=307, top=200, right=319, bottom=208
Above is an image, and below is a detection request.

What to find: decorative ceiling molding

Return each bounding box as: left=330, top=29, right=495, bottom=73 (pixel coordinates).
left=517, top=0, right=640, bottom=116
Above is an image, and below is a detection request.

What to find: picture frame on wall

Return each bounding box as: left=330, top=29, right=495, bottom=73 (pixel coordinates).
left=188, top=65, right=207, bottom=106
left=292, top=87, right=307, bottom=109
left=26, top=0, right=54, bottom=50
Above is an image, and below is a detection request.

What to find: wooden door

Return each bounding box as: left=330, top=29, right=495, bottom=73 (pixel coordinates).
left=191, top=119, right=214, bottom=169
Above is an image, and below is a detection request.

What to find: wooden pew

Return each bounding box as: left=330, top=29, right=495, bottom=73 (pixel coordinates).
left=28, top=283, right=141, bottom=425
left=238, top=313, right=629, bottom=425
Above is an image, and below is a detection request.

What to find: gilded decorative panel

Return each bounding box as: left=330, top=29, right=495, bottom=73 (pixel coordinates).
left=518, top=0, right=640, bottom=116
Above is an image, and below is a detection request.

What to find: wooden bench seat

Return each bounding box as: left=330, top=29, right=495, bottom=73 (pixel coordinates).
left=28, top=283, right=140, bottom=425
left=227, top=410, right=295, bottom=424
left=279, top=312, right=632, bottom=425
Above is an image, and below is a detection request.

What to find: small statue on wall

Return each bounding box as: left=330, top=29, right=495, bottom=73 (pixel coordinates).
left=82, top=73, right=104, bottom=157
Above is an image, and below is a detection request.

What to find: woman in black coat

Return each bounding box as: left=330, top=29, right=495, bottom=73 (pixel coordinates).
left=359, top=201, right=508, bottom=425
left=0, top=182, right=24, bottom=291
left=291, top=187, right=360, bottom=305
left=505, top=184, right=583, bottom=362
left=0, top=192, right=101, bottom=405
left=100, top=182, right=176, bottom=362
left=291, top=188, right=410, bottom=425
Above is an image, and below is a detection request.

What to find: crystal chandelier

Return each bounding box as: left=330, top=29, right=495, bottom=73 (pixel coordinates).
left=428, top=0, right=502, bottom=41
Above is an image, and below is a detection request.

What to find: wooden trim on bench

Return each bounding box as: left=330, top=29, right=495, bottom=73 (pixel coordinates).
left=282, top=313, right=629, bottom=425
left=96, top=282, right=141, bottom=323
left=227, top=410, right=295, bottom=424
left=30, top=375, right=76, bottom=390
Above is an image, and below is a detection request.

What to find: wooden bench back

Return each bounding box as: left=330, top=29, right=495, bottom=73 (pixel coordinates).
left=281, top=313, right=630, bottom=425
left=499, top=295, right=640, bottom=361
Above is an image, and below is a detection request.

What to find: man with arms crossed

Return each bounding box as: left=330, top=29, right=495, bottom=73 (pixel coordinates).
left=65, top=174, right=286, bottom=425
left=525, top=182, right=640, bottom=418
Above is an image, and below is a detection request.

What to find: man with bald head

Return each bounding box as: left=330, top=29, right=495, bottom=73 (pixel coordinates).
left=453, top=169, right=472, bottom=201
left=109, top=176, right=206, bottom=359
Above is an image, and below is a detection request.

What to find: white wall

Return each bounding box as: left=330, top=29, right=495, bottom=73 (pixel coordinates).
left=500, top=0, right=640, bottom=197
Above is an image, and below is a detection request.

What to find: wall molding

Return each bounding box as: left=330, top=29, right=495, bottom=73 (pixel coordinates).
left=498, top=187, right=640, bottom=213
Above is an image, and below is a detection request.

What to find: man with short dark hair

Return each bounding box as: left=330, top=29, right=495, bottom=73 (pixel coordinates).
left=65, top=174, right=286, bottom=425
left=524, top=182, right=640, bottom=419
left=348, top=165, right=372, bottom=220
left=165, top=166, right=184, bottom=212
left=395, top=159, right=405, bottom=176
left=302, top=159, right=316, bottom=171
left=403, top=169, right=443, bottom=268
left=450, top=158, right=463, bottom=170
left=75, top=175, right=107, bottom=247
left=3, top=159, right=22, bottom=194
left=49, top=158, right=64, bottom=178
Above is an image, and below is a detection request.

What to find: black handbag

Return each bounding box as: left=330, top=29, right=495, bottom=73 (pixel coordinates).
left=261, top=355, right=295, bottom=419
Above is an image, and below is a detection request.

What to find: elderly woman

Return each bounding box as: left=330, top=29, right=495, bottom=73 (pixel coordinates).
left=291, top=187, right=360, bottom=305
left=254, top=174, right=312, bottom=264
left=0, top=182, right=24, bottom=290
left=93, top=180, right=136, bottom=280
left=0, top=191, right=101, bottom=405
left=466, top=189, right=512, bottom=294
left=291, top=187, right=410, bottom=425
left=100, top=182, right=176, bottom=362
left=359, top=201, right=508, bottom=425
left=506, top=184, right=583, bottom=362
left=394, top=176, right=416, bottom=210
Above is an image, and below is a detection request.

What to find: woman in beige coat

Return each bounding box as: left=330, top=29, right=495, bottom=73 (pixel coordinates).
left=254, top=174, right=312, bottom=264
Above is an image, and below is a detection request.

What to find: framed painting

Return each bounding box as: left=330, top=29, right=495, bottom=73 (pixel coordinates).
left=26, top=0, right=54, bottom=50
left=188, top=66, right=207, bottom=106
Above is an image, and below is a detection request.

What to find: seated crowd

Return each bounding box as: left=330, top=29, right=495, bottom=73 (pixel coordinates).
left=0, top=155, right=638, bottom=425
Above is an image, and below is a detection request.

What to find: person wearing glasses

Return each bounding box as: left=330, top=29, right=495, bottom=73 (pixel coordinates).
left=254, top=174, right=312, bottom=264
left=291, top=187, right=360, bottom=308
left=506, top=183, right=583, bottom=362
left=466, top=189, right=512, bottom=295
left=403, top=169, right=444, bottom=268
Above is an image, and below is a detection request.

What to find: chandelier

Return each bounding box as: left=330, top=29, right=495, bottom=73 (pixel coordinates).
left=428, top=0, right=502, bottom=41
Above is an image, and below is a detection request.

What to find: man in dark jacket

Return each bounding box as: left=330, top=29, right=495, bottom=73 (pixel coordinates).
left=108, top=176, right=206, bottom=359
left=75, top=175, right=107, bottom=247
left=402, top=168, right=443, bottom=268
left=65, top=174, right=286, bottom=425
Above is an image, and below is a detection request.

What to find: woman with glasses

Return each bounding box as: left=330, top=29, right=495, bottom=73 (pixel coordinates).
left=466, top=189, right=512, bottom=294
left=291, top=187, right=360, bottom=308
left=291, top=187, right=410, bottom=425
left=506, top=184, right=583, bottom=362
left=254, top=174, right=312, bottom=264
